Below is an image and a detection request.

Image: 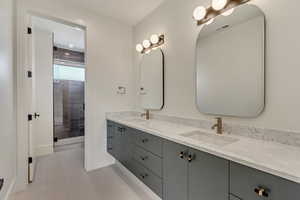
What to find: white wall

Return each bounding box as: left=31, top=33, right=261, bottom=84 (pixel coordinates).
left=0, top=0, right=17, bottom=199
left=16, top=0, right=134, bottom=191
left=133, top=0, right=300, bottom=132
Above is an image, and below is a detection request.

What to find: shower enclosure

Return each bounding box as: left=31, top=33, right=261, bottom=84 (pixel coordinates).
left=53, top=79, right=84, bottom=140
left=53, top=47, right=85, bottom=144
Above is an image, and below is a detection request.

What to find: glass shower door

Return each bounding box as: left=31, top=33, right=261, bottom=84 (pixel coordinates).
left=53, top=65, right=85, bottom=142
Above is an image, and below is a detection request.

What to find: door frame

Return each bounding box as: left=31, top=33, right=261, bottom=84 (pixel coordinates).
left=16, top=11, right=87, bottom=191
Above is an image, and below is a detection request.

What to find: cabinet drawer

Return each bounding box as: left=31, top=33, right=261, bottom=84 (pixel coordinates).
left=132, top=161, right=163, bottom=198
left=230, top=162, right=300, bottom=200
left=134, top=129, right=163, bottom=157
left=133, top=146, right=162, bottom=177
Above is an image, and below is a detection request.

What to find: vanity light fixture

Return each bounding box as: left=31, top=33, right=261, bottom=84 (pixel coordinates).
left=135, top=34, right=165, bottom=54
left=193, top=0, right=250, bottom=26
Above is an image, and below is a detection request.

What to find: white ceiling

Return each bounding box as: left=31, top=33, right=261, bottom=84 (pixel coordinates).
left=32, top=16, right=85, bottom=52
left=62, top=0, right=166, bottom=25
left=31, top=0, right=166, bottom=51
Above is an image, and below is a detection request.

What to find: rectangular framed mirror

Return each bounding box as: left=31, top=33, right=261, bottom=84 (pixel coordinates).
left=196, top=4, right=265, bottom=117
left=140, top=48, right=164, bottom=110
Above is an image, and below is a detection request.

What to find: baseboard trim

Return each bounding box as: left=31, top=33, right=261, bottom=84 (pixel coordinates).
left=55, top=136, right=84, bottom=146
left=54, top=142, right=84, bottom=152
left=35, top=144, right=53, bottom=157
left=3, top=178, right=16, bottom=200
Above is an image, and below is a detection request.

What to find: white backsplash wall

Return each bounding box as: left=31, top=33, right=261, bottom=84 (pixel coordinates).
left=133, top=0, right=300, bottom=132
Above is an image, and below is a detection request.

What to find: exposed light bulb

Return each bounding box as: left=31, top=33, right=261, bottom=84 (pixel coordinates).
left=212, top=0, right=228, bottom=11
left=193, top=6, right=207, bottom=21
left=222, top=8, right=235, bottom=16
left=143, top=40, right=151, bottom=48
left=150, top=34, right=159, bottom=44
left=136, top=44, right=143, bottom=52
left=205, top=18, right=214, bottom=25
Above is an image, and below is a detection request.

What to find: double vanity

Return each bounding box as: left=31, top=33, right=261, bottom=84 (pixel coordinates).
left=110, top=2, right=300, bottom=200
left=106, top=113, right=300, bottom=200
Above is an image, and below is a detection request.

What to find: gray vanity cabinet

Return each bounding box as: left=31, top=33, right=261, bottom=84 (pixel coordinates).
left=163, top=140, right=189, bottom=200
left=107, top=121, right=133, bottom=168
left=107, top=121, right=300, bottom=200
left=188, top=148, right=229, bottom=200
left=114, top=124, right=133, bottom=168
left=134, top=129, right=163, bottom=157
left=230, top=162, right=300, bottom=200
left=107, top=121, right=163, bottom=198
left=163, top=140, right=229, bottom=200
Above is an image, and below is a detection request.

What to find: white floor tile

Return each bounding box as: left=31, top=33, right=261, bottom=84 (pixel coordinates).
left=13, top=147, right=156, bottom=200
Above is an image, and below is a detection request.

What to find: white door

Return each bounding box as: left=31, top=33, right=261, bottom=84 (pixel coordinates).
left=28, top=26, right=54, bottom=182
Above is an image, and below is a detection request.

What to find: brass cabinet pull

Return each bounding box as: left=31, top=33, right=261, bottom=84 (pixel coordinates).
left=179, top=150, right=188, bottom=159
left=254, top=187, right=269, bottom=197
left=179, top=151, right=185, bottom=159
left=187, top=154, right=195, bottom=163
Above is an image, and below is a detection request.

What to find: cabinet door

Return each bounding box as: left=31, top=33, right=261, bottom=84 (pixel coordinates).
left=230, top=162, right=300, bottom=200
left=188, top=148, right=229, bottom=200
left=107, top=121, right=115, bottom=156
left=163, top=140, right=189, bottom=200
left=114, top=124, right=124, bottom=161
left=122, top=127, right=134, bottom=169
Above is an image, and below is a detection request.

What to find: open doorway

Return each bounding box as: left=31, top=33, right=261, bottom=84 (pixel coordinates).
left=28, top=15, right=86, bottom=182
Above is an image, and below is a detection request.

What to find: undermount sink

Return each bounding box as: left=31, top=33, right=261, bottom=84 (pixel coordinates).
left=180, top=131, right=239, bottom=147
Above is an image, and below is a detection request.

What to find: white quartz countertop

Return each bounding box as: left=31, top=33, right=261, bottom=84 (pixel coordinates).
left=106, top=115, right=300, bottom=184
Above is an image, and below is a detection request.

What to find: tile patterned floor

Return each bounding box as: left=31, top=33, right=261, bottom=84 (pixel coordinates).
left=12, top=148, right=156, bottom=200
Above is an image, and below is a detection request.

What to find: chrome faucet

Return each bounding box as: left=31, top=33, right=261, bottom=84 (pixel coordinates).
left=141, top=110, right=150, bottom=120
left=211, top=117, right=223, bottom=134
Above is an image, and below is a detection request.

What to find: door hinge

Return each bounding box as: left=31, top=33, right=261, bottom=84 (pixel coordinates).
left=28, top=114, right=33, bottom=121
left=0, top=178, right=3, bottom=192
left=28, top=157, right=33, bottom=164
left=27, top=70, right=32, bottom=78
left=27, top=27, right=32, bottom=34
